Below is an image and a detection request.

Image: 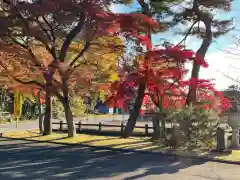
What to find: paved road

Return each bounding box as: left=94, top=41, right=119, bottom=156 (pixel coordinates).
left=0, top=137, right=239, bottom=180
left=0, top=120, right=38, bottom=133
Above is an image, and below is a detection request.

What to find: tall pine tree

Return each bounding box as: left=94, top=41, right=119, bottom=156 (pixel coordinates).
left=165, top=0, right=234, bottom=104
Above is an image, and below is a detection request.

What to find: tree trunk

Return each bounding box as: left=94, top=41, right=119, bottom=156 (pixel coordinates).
left=43, top=91, right=52, bottom=135
left=152, top=113, right=166, bottom=141
left=58, top=77, right=76, bottom=138
left=37, top=90, right=43, bottom=134
left=122, top=0, right=152, bottom=138
left=39, top=113, right=44, bottom=134
left=122, top=83, right=146, bottom=138
left=152, top=117, right=161, bottom=140
left=62, top=96, right=76, bottom=137
left=186, top=6, right=212, bottom=105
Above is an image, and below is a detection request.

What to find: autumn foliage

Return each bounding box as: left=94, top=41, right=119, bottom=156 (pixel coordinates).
left=0, top=0, right=232, bottom=139
left=105, top=45, right=231, bottom=113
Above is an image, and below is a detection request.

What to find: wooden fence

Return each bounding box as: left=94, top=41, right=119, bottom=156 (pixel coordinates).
left=52, top=121, right=240, bottom=150
left=53, top=121, right=155, bottom=136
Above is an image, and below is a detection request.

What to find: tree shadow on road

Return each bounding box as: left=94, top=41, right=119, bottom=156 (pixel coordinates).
left=0, top=137, right=213, bottom=180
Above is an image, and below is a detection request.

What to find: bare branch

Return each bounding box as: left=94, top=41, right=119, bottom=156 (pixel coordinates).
left=12, top=76, right=45, bottom=89
left=4, top=0, right=54, bottom=60
left=59, top=12, right=85, bottom=62
left=9, top=35, right=41, bottom=67
left=175, top=20, right=198, bottom=47
left=42, top=16, right=57, bottom=59
left=216, top=69, right=240, bottom=84
left=34, top=17, right=52, bottom=42
left=69, top=41, right=90, bottom=66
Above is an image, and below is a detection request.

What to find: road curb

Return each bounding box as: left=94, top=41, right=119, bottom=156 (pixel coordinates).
left=1, top=134, right=240, bottom=165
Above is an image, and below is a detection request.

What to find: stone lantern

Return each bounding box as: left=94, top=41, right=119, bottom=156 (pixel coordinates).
left=227, top=100, right=240, bottom=149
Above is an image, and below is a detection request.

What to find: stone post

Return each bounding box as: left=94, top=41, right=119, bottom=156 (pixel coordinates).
left=227, top=112, right=240, bottom=150
left=230, top=128, right=240, bottom=149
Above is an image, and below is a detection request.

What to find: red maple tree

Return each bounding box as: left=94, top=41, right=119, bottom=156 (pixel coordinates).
left=0, top=0, right=161, bottom=137
left=104, top=46, right=231, bottom=128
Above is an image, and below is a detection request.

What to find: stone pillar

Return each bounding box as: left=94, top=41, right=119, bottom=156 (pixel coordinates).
left=227, top=112, right=240, bottom=150
left=230, top=128, right=240, bottom=149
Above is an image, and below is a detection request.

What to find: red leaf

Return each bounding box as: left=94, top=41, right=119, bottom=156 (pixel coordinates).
left=182, top=50, right=194, bottom=59
left=195, top=54, right=209, bottom=68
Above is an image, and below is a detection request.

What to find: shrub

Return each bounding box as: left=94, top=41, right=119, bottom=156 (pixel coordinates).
left=166, top=105, right=219, bottom=149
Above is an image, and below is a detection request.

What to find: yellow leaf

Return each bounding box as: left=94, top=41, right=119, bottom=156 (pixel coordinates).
left=110, top=73, right=119, bottom=81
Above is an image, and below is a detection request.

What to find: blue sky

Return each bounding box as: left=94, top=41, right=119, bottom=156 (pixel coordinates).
left=111, top=0, right=240, bottom=90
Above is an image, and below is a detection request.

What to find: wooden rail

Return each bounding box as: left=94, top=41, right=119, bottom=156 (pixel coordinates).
left=52, top=121, right=239, bottom=151
left=52, top=121, right=153, bottom=136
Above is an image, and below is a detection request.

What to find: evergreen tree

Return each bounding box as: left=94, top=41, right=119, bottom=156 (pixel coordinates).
left=164, top=0, right=234, bottom=104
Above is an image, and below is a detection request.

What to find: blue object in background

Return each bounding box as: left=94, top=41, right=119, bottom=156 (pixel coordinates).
left=94, top=100, right=102, bottom=111
left=98, top=104, right=109, bottom=114
left=94, top=100, right=109, bottom=114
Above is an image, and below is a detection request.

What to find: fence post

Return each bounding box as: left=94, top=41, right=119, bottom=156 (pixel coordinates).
left=78, top=122, right=82, bottom=132
left=60, top=121, right=63, bottom=131
left=145, top=124, right=148, bottom=136
left=121, top=122, right=124, bottom=133
left=99, top=122, right=102, bottom=132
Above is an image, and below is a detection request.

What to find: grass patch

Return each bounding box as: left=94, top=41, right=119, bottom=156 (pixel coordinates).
left=3, top=130, right=240, bottom=163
